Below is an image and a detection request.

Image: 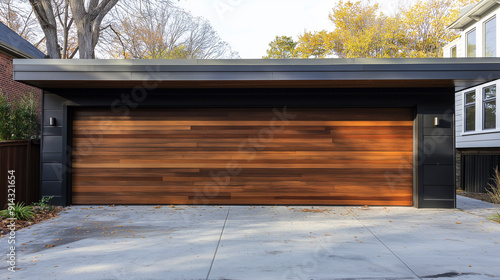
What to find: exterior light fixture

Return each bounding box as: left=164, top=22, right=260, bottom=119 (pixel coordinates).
left=434, top=117, right=440, bottom=127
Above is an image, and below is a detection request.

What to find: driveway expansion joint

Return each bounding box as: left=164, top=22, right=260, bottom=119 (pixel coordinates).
left=206, top=206, right=231, bottom=280
left=349, top=209, right=423, bottom=280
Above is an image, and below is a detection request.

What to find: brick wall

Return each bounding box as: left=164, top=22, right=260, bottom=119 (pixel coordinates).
left=0, top=51, right=42, bottom=115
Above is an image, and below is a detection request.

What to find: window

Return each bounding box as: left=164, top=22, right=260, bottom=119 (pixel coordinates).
left=465, top=91, right=476, bottom=131
left=451, top=46, right=457, bottom=57
left=483, top=85, right=496, bottom=129
left=467, top=29, right=476, bottom=57
left=485, top=17, right=496, bottom=57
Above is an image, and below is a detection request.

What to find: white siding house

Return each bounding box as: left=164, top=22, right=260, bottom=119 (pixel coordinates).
left=444, top=0, right=500, bottom=192
left=445, top=0, right=500, bottom=149
left=443, top=0, right=499, bottom=59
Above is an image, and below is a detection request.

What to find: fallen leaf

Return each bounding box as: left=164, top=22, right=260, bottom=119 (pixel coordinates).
left=45, top=245, right=55, bottom=248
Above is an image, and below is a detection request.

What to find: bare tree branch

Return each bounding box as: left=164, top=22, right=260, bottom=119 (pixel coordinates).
left=69, top=0, right=118, bottom=58
left=29, top=0, right=61, bottom=58
left=101, top=1, right=238, bottom=59
left=68, top=45, right=79, bottom=58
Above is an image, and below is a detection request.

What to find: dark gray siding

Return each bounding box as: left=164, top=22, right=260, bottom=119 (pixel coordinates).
left=41, top=93, right=75, bottom=206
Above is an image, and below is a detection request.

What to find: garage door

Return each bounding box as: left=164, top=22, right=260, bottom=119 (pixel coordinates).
left=72, top=108, right=413, bottom=206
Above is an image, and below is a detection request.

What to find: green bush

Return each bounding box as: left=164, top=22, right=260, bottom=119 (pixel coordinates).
left=490, top=212, right=500, bottom=223
left=0, top=202, right=35, bottom=220
left=32, top=196, right=55, bottom=212
left=0, top=92, right=9, bottom=140
left=0, top=91, right=40, bottom=140
left=487, top=167, right=500, bottom=204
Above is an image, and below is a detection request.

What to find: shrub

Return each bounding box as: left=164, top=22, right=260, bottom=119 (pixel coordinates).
left=0, top=92, right=9, bottom=140
left=0, top=202, right=35, bottom=220
left=0, top=91, right=40, bottom=140
left=487, top=167, right=500, bottom=204
left=490, top=212, right=500, bottom=223
left=32, top=196, right=55, bottom=212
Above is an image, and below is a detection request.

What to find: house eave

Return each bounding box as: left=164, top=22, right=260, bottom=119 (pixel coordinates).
left=0, top=41, right=39, bottom=59
left=13, top=58, right=500, bottom=92
left=448, top=0, right=500, bottom=30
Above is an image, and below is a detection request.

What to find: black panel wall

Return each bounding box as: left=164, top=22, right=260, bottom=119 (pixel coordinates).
left=40, top=93, right=76, bottom=206
left=417, top=109, right=455, bottom=208
left=41, top=87, right=455, bottom=208
left=461, top=152, right=500, bottom=193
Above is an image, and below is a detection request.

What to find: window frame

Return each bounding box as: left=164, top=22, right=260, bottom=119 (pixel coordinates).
left=451, top=45, right=457, bottom=57
left=484, top=16, right=496, bottom=57
left=482, top=85, right=496, bottom=130
left=464, top=90, right=476, bottom=132
left=467, top=28, right=477, bottom=57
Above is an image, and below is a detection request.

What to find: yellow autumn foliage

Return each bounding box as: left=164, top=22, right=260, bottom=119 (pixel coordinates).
left=264, top=0, right=481, bottom=59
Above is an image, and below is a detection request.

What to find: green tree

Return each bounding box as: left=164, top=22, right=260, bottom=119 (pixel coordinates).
left=263, top=36, right=297, bottom=59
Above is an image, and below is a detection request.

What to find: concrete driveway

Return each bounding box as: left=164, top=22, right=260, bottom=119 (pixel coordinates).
left=1, top=197, right=500, bottom=280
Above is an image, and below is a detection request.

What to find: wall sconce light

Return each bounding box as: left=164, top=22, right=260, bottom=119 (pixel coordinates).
left=49, top=117, right=56, bottom=126
left=434, top=117, right=440, bottom=127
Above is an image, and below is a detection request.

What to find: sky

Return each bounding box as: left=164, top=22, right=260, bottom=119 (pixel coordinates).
left=175, top=0, right=405, bottom=58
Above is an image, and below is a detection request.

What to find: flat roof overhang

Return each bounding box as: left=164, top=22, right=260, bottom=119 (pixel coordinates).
left=13, top=58, right=500, bottom=91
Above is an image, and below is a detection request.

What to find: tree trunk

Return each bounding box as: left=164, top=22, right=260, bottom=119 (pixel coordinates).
left=78, top=23, right=94, bottom=59
left=69, top=0, right=118, bottom=59
left=29, top=0, right=61, bottom=58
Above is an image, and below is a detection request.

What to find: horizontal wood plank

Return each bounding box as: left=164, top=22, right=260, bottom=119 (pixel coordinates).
left=72, top=108, right=413, bottom=206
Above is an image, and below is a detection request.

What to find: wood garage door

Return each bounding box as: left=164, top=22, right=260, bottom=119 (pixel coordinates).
left=72, top=108, right=413, bottom=206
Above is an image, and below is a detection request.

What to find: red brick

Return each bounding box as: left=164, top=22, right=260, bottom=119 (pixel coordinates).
left=0, top=51, right=42, bottom=115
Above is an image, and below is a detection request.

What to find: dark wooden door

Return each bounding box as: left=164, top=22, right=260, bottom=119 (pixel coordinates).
left=72, top=108, right=413, bottom=205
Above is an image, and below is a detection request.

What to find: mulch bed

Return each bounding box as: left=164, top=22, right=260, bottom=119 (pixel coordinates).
left=457, top=189, right=498, bottom=204
left=0, top=206, right=63, bottom=237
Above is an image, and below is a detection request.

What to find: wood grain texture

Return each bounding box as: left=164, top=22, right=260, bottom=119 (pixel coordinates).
left=72, top=108, right=414, bottom=206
